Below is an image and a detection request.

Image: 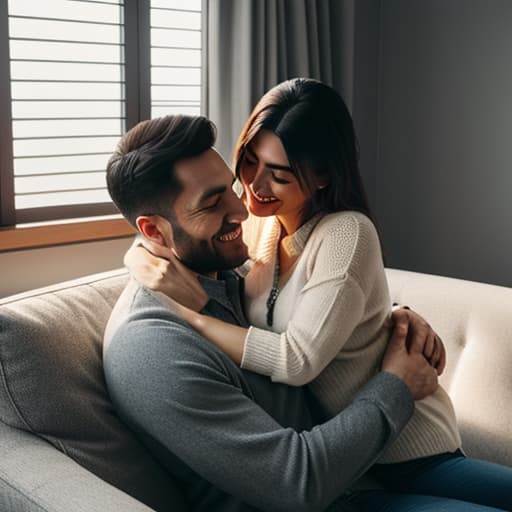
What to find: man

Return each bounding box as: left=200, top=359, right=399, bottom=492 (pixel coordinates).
left=104, top=115, right=440, bottom=511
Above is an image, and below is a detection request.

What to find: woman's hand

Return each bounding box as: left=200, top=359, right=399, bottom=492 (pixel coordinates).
left=390, top=307, right=446, bottom=375
left=124, top=238, right=208, bottom=312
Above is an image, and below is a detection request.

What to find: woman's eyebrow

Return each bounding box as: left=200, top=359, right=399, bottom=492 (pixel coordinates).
left=246, top=146, right=293, bottom=172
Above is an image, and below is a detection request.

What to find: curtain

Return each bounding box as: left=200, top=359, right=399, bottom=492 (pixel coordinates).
left=204, top=0, right=355, bottom=163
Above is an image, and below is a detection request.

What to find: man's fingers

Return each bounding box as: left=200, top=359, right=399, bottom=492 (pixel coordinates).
left=408, top=320, right=430, bottom=354
left=423, top=331, right=435, bottom=359
left=390, top=307, right=409, bottom=325
left=426, top=334, right=447, bottom=376
left=388, top=319, right=409, bottom=352
left=436, top=339, right=447, bottom=375
left=428, top=335, right=441, bottom=365
left=381, top=318, right=408, bottom=374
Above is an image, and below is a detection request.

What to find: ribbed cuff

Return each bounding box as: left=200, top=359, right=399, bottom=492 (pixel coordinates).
left=355, top=371, right=414, bottom=438
left=241, top=326, right=282, bottom=377
left=377, top=388, right=462, bottom=462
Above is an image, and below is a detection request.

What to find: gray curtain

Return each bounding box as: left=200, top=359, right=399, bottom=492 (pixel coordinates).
left=204, top=0, right=355, bottom=163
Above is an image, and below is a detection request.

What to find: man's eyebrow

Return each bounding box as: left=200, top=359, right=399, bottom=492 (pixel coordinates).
left=246, top=146, right=293, bottom=173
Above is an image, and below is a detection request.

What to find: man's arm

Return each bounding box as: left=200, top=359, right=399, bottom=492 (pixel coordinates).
left=105, top=315, right=435, bottom=512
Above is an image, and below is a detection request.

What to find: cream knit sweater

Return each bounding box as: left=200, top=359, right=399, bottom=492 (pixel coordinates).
left=241, top=211, right=461, bottom=463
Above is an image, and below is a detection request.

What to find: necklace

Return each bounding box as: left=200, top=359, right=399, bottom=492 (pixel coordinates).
left=266, top=248, right=280, bottom=327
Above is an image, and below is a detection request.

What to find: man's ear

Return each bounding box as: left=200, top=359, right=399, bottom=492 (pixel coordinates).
left=136, top=215, right=174, bottom=248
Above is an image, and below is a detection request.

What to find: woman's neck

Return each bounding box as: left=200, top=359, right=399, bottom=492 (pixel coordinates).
left=276, top=219, right=298, bottom=277
left=276, top=214, right=302, bottom=237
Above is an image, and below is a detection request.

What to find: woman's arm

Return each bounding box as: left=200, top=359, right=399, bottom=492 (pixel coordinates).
left=178, top=306, right=247, bottom=365
left=131, top=214, right=377, bottom=381
left=124, top=220, right=444, bottom=379
left=241, top=214, right=446, bottom=383
left=241, top=213, right=384, bottom=385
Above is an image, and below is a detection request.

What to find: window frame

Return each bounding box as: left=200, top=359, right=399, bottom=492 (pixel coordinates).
left=0, top=0, right=198, bottom=250
left=0, top=0, right=15, bottom=227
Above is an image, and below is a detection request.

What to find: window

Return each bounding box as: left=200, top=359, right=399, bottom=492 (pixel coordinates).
left=0, top=0, right=203, bottom=230
left=151, top=0, right=202, bottom=118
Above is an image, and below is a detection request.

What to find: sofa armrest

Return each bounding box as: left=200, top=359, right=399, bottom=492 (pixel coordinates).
left=0, top=422, right=155, bottom=512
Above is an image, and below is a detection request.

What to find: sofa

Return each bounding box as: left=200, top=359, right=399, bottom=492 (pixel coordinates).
left=1, top=267, right=511, bottom=511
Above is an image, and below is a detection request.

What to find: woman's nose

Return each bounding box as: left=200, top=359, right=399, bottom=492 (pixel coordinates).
left=250, top=167, right=270, bottom=194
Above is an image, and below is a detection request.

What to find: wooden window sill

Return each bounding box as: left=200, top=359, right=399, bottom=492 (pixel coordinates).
left=0, top=217, right=136, bottom=252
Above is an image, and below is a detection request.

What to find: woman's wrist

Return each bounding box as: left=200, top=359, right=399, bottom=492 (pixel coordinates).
left=187, top=309, right=206, bottom=332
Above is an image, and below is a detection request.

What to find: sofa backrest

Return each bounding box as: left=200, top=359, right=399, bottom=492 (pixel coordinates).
left=3, top=265, right=510, bottom=507
left=0, top=269, right=186, bottom=512
left=386, top=268, right=512, bottom=467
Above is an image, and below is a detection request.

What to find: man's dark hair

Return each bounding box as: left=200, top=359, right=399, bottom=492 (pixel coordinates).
left=106, top=115, right=216, bottom=226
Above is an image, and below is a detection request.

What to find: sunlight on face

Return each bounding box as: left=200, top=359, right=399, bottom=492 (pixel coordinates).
left=239, top=130, right=313, bottom=234
left=170, top=149, right=249, bottom=273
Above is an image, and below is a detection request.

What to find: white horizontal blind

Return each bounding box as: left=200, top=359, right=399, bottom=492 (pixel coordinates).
left=150, top=0, right=202, bottom=118
left=8, top=0, right=125, bottom=214
left=3, top=0, right=204, bottom=225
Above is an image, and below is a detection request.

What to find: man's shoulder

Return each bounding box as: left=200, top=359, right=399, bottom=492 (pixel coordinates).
left=103, top=279, right=236, bottom=381
left=103, top=278, right=190, bottom=353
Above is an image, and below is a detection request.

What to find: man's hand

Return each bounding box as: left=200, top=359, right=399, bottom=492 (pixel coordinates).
left=390, top=308, right=446, bottom=375
left=381, top=319, right=439, bottom=401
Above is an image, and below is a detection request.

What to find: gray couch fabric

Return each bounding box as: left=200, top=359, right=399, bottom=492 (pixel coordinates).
left=0, top=421, right=154, bottom=512
left=0, top=270, right=186, bottom=511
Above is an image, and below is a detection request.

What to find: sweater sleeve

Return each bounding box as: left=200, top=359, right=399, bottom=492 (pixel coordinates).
left=105, top=316, right=413, bottom=512
left=241, top=213, right=386, bottom=386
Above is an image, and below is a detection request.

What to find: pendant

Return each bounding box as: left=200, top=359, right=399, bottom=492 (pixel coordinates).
left=266, top=286, right=280, bottom=326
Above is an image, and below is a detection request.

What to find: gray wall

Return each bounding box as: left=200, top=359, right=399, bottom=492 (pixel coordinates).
left=352, top=0, right=382, bottom=209
left=3, top=1, right=512, bottom=296
left=372, top=0, right=512, bottom=287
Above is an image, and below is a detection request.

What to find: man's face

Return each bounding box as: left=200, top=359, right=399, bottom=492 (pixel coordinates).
left=171, top=149, right=249, bottom=274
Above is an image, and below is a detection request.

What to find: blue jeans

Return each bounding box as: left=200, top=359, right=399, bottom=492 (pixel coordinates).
left=351, top=450, right=512, bottom=511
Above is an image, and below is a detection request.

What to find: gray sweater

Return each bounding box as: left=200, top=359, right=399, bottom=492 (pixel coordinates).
left=103, top=271, right=414, bottom=512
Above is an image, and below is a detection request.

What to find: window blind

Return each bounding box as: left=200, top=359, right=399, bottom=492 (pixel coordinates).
left=1, top=0, right=203, bottom=226
left=150, top=0, right=202, bottom=118
left=8, top=0, right=124, bottom=221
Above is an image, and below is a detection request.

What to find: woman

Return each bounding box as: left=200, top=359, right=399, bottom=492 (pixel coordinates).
left=126, top=78, right=512, bottom=511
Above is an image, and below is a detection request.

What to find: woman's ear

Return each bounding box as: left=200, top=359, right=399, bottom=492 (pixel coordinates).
left=136, top=215, right=174, bottom=248
left=315, top=176, right=329, bottom=190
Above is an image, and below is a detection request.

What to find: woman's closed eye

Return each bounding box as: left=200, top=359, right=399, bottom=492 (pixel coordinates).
left=244, top=154, right=257, bottom=166
left=271, top=171, right=291, bottom=184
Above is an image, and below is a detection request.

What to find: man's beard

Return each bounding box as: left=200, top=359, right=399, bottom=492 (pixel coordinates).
left=172, top=221, right=247, bottom=274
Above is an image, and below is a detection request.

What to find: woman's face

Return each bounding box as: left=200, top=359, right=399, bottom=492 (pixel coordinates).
left=239, top=130, right=312, bottom=233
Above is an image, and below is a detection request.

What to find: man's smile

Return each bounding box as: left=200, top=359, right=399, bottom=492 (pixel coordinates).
left=217, top=225, right=242, bottom=242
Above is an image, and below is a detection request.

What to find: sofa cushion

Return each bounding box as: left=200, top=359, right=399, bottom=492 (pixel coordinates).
left=0, top=269, right=186, bottom=512
left=386, top=268, right=512, bottom=467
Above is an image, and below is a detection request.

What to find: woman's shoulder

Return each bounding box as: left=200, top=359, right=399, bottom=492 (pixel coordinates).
left=313, top=210, right=378, bottom=242
left=305, top=211, right=382, bottom=272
